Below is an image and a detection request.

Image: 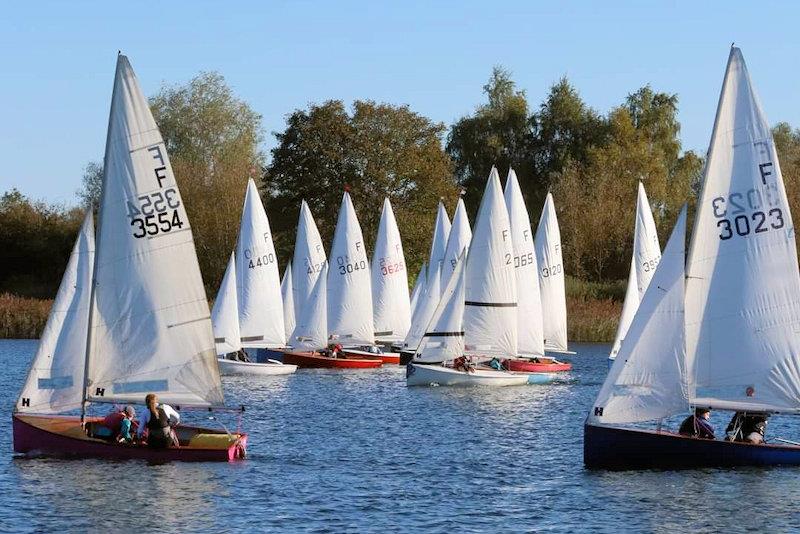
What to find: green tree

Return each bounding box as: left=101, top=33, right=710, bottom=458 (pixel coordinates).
left=265, top=100, right=457, bottom=276
left=77, top=161, right=103, bottom=210
left=774, top=122, right=800, bottom=256
left=447, top=66, right=533, bottom=215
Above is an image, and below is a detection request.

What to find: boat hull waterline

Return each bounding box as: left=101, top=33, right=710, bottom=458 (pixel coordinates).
left=406, top=363, right=529, bottom=387
left=584, top=423, right=800, bottom=469
left=13, top=414, right=247, bottom=462
left=217, top=358, right=297, bottom=376
left=281, top=351, right=383, bottom=369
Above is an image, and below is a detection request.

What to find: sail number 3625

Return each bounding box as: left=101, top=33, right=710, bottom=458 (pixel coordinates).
left=128, top=188, right=184, bottom=239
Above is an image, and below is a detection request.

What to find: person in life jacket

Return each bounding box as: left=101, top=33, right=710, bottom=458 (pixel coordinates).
left=137, top=393, right=180, bottom=448
left=725, top=412, right=769, bottom=444
left=678, top=408, right=715, bottom=439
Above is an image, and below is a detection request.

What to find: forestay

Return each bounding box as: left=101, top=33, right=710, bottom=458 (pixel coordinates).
left=403, top=264, right=441, bottom=351
left=441, top=197, right=472, bottom=294
left=428, top=201, right=451, bottom=284
left=327, top=192, right=374, bottom=345
left=463, top=167, right=517, bottom=359
left=535, top=193, right=568, bottom=352
left=17, top=212, right=94, bottom=413
left=504, top=168, right=544, bottom=357
left=685, top=47, right=800, bottom=413
left=589, top=208, right=688, bottom=425
left=87, top=55, right=224, bottom=407
left=609, top=182, right=661, bottom=360
left=371, top=198, right=411, bottom=342
left=211, top=252, right=241, bottom=356
left=415, top=252, right=467, bottom=364
left=292, top=200, right=327, bottom=322
left=281, top=262, right=296, bottom=342
left=290, top=264, right=328, bottom=351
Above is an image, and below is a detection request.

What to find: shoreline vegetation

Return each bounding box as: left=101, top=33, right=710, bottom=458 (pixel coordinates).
left=1, top=277, right=623, bottom=342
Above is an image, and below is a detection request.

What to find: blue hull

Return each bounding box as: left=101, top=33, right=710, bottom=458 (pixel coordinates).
left=584, top=423, right=800, bottom=469
left=527, top=373, right=559, bottom=385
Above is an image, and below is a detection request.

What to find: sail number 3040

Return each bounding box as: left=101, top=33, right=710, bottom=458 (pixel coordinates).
left=128, top=188, right=184, bottom=239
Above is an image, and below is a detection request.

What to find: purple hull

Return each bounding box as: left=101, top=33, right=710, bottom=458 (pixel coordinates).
left=584, top=423, right=800, bottom=469
left=13, top=414, right=247, bottom=462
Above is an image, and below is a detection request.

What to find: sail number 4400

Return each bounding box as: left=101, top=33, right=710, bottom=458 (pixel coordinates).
left=128, top=188, right=184, bottom=239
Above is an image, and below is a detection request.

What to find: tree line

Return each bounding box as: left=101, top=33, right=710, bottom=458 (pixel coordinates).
left=3, top=67, right=800, bottom=299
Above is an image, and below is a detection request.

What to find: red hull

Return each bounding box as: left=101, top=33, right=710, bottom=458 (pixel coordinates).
left=281, top=351, right=382, bottom=369
left=504, top=359, right=572, bottom=373
left=13, top=414, right=247, bottom=462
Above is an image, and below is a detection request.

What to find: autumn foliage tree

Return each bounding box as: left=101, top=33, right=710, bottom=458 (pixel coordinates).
left=265, top=99, right=458, bottom=276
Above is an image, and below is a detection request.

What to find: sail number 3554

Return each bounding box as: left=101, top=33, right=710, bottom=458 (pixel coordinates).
left=128, top=188, right=184, bottom=239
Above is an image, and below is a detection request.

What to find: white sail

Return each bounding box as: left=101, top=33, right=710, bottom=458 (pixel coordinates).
left=535, top=193, right=568, bottom=352
left=504, top=168, right=544, bottom=357
left=609, top=182, right=662, bottom=360
left=292, top=200, right=327, bottom=322
left=235, top=178, right=285, bottom=348
left=371, top=198, right=411, bottom=342
left=464, top=167, right=517, bottom=359
left=281, top=262, right=296, bottom=342
left=408, top=263, right=426, bottom=319
left=403, top=264, right=441, bottom=351
left=290, top=264, right=328, bottom=351
left=428, top=200, right=451, bottom=283
left=327, top=192, right=374, bottom=345
left=686, top=47, right=800, bottom=413
left=211, top=252, right=241, bottom=356
left=415, top=252, right=467, bottom=364
left=441, top=197, right=472, bottom=293
left=17, top=212, right=94, bottom=413
left=87, top=55, right=223, bottom=407
left=589, top=208, right=688, bottom=425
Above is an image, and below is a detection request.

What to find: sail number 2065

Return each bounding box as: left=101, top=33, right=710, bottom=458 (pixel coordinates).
left=128, top=188, right=184, bottom=239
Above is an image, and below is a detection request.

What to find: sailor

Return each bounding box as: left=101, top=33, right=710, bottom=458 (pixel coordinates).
left=678, top=408, right=715, bottom=439
left=726, top=412, right=769, bottom=444
left=137, top=393, right=180, bottom=448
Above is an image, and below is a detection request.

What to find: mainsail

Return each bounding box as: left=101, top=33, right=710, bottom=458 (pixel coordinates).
left=211, top=252, right=241, bottom=356
left=463, top=167, right=517, bottom=359
left=686, top=47, right=800, bottom=413
left=17, top=212, right=94, bottom=413
left=290, top=264, right=328, bottom=351
left=441, top=197, right=472, bottom=294
left=327, top=191, right=374, bottom=345
left=281, top=262, right=296, bottom=342
left=408, top=263, right=426, bottom=319
left=403, top=264, right=441, bottom=351
left=428, top=200, right=451, bottom=283
left=609, top=182, right=662, bottom=360
left=292, top=200, right=327, bottom=322
left=235, top=178, right=285, bottom=348
left=535, top=193, right=568, bottom=352
left=504, top=168, right=544, bottom=357
left=86, top=55, right=223, bottom=407
left=371, top=198, right=411, bottom=342
left=589, top=208, right=688, bottom=425
left=414, top=251, right=467, bottom=364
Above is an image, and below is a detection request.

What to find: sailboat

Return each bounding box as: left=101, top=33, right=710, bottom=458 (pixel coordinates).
left=503, top=168, right=571, bottom=375
left=406, top=168, right=529, bottom=387
left=608, top=182, right=661, bottom=364
left=535, top=192, right=572, bottom=354
left=585, top=47, right=800, bottom=469
left=13, top=55, right=247, bottom=461
left=217, top=179, right=296, bottom=375
left=281, top=262, right=296, bottom=342
left=371, top=198, right=411, bottom=361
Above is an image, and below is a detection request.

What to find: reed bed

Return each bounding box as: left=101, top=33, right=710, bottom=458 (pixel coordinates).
left=0, top=293, right=52, bottom=339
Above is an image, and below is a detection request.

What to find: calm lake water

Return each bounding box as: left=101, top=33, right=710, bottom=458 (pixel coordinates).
left=2, top=339, right=800, bottom=532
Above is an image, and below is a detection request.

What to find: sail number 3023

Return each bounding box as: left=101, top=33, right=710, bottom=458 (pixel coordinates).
left=128, top=188, right=184, bottom=239
left=711, top=188, right=784, bottom=241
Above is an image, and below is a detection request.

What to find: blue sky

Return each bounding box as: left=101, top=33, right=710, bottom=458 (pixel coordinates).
left=2, top=1, right=798, bottom=205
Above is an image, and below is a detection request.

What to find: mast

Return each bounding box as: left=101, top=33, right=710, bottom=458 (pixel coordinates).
left=80, top=52, right=119, bottom=424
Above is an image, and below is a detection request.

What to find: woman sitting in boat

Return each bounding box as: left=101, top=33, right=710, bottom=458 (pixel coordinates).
left=725, top=412, right=769, bottom=444
left=137, top=393, right=181, bottom=449
left=678, top=408, right=715, bottom=439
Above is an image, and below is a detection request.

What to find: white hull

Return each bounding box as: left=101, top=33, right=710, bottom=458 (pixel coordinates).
left=406, top=363, right=529, bottom=387
left=217, top=358, right=297, bottom=376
